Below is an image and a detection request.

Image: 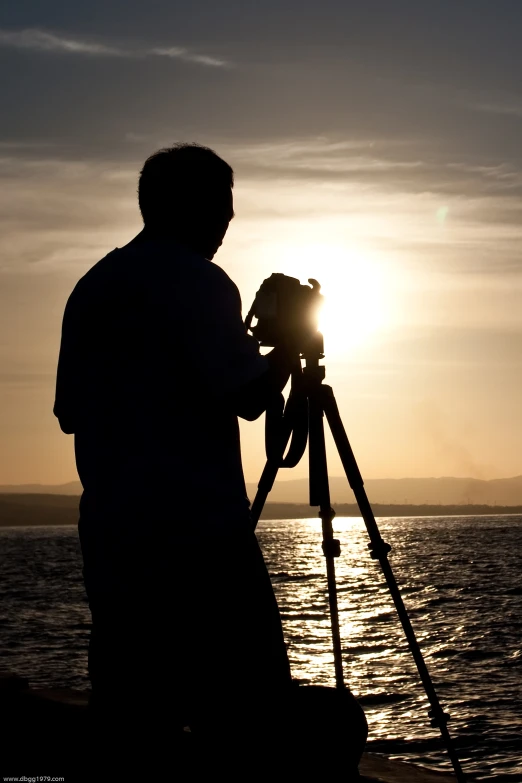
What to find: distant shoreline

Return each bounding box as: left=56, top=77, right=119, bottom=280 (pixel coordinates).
left=1, top=493, right=522, bottom=526
left=261, top=502, right=522, bottom=519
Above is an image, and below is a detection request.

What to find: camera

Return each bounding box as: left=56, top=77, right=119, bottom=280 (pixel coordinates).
left=245, top=273, right=323, bottom=348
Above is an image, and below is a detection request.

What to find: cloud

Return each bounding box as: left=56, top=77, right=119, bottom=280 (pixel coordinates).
left=0, top=28, right=231, bottom=68
left=2, top=133, right=522, bottom=283
left=223, top=136, right=522, bottom=204
left=0, top=141, right=57, bottom=150
left=0, top=29, right=123, bottom=57
left=471, top=101, right=522, bottom=119
left=150, top=47, right=228, bottom=68
left=0, top=155, right=138, bottom=274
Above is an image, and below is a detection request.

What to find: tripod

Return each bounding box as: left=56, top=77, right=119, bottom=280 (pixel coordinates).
left=250, top=333, right=466, bottom=783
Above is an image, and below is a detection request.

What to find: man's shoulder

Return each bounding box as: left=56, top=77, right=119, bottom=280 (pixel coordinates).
left=193, top=258, right=238, bottom=294
left=66, top=242, right=239, bottom=312
left=62, top=250, right=119, bottom=318
left=69, top=248, right=120, bottom=296
left=145, top=242, right=240, bottom=302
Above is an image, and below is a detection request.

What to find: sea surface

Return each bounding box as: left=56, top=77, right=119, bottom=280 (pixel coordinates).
left=1, top=515, right=521, bottom=781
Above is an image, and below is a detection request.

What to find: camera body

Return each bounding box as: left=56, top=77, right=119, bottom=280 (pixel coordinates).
left=246, top=273, right=323, bottom=348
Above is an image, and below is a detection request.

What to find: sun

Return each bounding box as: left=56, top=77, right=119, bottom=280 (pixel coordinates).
left=266, top=242, right=391, bottom=358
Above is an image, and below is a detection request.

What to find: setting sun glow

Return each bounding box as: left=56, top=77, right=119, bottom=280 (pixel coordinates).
left=266, top=242, right=391, bottom=357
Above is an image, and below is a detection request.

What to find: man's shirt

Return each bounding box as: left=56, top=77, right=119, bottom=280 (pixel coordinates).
left=54, top=239, right=268, bottom=597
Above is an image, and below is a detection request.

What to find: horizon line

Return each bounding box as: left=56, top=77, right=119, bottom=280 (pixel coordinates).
left=1, top=473, right=522, bottom=488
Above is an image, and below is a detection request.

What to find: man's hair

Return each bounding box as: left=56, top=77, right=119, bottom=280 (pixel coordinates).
left=138, top=143, right=234, bottom=226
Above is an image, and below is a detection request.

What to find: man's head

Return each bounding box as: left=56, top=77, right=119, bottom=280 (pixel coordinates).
left=138, top=143, right=234, bottom=260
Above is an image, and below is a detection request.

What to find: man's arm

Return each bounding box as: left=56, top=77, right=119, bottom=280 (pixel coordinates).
left=54, top=291, right=82, bottom=435
left=185, top=264, right=299, bottom=419
left=229, top=343, right=300, bottom=421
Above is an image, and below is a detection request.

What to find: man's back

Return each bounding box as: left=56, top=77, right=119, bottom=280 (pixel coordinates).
left=53, top=145, right=297, bottom=777
left=55, top=238, right=268, bottom=597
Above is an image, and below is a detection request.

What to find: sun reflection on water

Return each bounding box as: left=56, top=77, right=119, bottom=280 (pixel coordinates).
left=257, top=515, right=522, bottom=780
left=1, top=517, right=520, bottom=780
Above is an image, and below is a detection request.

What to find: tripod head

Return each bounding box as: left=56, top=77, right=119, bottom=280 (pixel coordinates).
left=300, top=330, right=325, bottom=362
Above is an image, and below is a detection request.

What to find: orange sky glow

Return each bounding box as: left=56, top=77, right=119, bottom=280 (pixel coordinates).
left=1, top=7, right=522, bottom=487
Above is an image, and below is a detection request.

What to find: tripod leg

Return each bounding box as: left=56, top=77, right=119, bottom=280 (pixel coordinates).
left=251, top=377, right=309, bottom=528
left=308, top=388, right=345, bottom=690
left=321, top=384, right=467, bottom=783
left=251, top=459, right=283, bottom=529
left=250, top=407, right=295, bottom=529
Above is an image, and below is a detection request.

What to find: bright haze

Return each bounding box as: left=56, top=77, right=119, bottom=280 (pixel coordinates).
left=1, top=1, right=522, bottom=487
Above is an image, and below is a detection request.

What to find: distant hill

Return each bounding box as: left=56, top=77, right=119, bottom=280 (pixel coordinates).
left=1, top=493, right=522, bottom=527
left=247, top=475, right=522, bottom=506
left=3, top=475, right=522, bottom=506
left=0, top=481, right=82, bottom=495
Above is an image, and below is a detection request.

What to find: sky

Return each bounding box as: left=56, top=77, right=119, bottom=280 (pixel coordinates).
left=1, top=1, right=522, bottom=486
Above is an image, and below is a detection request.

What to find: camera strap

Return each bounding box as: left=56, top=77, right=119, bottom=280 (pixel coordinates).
left=265, top=368, right=308, bottom=469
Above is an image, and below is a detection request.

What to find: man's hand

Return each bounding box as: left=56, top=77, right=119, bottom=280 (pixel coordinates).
left=230, top=343, right=301, bottom=421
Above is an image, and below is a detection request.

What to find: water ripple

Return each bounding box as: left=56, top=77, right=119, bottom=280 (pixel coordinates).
left=1, top=516, right=521, bottom=781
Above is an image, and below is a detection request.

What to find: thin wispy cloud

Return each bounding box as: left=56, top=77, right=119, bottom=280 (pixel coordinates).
left=0, top=141, right=57, bottom=150
left=0, top=28, right=231, bottom=68
left=150, top=46, right=227, bottom=68
left=3, top=135, right=522, bottom=283
left=471, top=101, right=522, bottom=119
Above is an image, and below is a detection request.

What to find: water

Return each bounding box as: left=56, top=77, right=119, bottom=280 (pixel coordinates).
left=1, top=515, right=521, bottom=781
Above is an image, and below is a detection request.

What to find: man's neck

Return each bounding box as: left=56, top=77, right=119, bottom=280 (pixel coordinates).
left=128, top=227, right=203, bottom=255
left=131, top=226, right=176, bottom=243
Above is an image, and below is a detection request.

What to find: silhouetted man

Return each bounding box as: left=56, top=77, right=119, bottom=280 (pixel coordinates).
left=54, top=144, right=297, bottom=775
